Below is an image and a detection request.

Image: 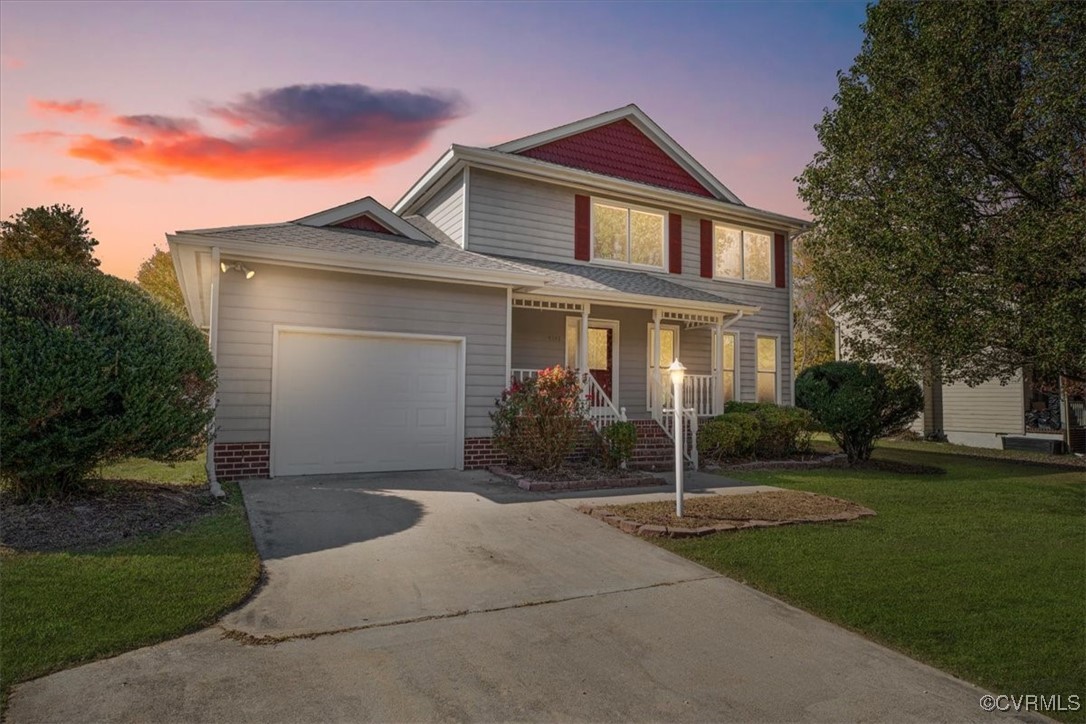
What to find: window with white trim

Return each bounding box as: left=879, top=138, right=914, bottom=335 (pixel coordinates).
left=756, top=336, right=778, bottom=403
left=593, top=201, right=665, bottom=269
left=721, top=332, right=737, bottom=403
left=714, top=224, right=772, bottom=283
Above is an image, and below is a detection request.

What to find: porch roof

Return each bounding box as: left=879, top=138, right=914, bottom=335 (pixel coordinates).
left=492, top=256, right=758, bottom=313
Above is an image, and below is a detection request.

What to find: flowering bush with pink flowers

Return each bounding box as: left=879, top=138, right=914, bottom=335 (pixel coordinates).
left=490, top=366, right=588, bottom=470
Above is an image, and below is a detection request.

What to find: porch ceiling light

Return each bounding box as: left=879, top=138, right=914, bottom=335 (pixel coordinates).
left=221, top=262, right=255, bottom=279
left=668, top=359, right=686, bottom=386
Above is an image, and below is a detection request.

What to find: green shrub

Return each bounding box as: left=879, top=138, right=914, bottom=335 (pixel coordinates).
left=796, top=361, right=923, bottom=464
left=490, top=366, right=588, bottom=470
left=0, top=260, right=216, bottom=499
left=697, top=413, right=761, bottom=462
left=722, top=401, right=766, bottom=414
left=751, top=405, right=815, bottom=458
left=600, top=421, right=637, bottom=469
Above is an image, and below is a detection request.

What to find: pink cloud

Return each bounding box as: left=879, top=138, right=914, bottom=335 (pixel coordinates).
left=30, top=98, right=105, bottom=118
left=1, top=54, right=24, bottom=70
left=31, top=83, right=466, bottom=181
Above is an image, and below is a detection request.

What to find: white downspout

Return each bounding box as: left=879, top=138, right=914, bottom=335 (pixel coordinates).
left=206, top=247, right=224, bottom=498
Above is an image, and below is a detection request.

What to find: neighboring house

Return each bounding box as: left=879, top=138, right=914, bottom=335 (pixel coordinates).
left=169, top=104, right=808, bottom=480
left=832, top=313, right=1085, bottom=453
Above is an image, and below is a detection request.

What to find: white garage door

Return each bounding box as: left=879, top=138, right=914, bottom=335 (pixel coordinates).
left=272, top=329, right=461, bottom=476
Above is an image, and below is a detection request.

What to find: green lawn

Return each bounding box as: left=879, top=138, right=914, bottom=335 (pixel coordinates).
left=665, top=447, right=1086, bottom=720
left=1, top=460, right=261, bottom=707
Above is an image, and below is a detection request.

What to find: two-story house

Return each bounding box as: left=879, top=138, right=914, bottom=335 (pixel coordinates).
left=168, top=105, right=808, bottom=480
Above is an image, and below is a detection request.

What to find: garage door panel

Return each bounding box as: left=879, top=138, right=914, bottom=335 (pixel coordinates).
left=273, top=331, right=460, bottom=476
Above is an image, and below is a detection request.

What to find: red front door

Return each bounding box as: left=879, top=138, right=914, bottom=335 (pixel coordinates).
left=588, top=327, right=614, bottom=399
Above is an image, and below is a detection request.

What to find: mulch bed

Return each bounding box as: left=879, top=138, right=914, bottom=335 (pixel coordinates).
left=490, top=464, right=667, bottom=492
left=1, top=481, right=220, bottom=553
left=581, top=490, right=876, bottom=538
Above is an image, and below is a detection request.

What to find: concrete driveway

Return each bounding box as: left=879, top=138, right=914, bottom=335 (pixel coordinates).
left=9, top=471, right=1022, bottom=723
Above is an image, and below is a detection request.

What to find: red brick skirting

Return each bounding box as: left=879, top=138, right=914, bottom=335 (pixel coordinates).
left=464, top=437, right=506, bottom=470
left=214, top=442, right=270, bottom=481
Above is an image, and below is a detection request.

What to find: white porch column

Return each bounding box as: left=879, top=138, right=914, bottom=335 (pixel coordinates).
left=578, top=303, right=591, bottom=375
left=652, top=309, right=662, bottom=417
left=714, top=320, right=725, bottom=415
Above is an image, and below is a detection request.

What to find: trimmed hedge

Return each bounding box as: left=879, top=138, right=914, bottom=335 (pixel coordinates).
left=698, top=404, right=814, bottom=463
left=1, top=260, right=216, bottom=499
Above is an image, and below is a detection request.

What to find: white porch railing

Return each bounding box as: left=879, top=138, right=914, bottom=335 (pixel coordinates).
left=509, top=368, right=627, bottom=431
left=650, top=371, right=706, bottom=468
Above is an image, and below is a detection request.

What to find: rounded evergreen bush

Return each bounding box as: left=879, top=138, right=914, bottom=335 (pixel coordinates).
left=1, top=260, right=216, bottom=499
left=600, top=420, right=637, bottom=469
left=796, top=361, right=923, bottom=464
left=697, top=413, right=761, bottom=462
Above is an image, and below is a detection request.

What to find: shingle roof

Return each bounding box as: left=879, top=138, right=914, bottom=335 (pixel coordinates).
left=484, top=256, right=743, bottom=307
left=178, top=222, right=540, bottom=277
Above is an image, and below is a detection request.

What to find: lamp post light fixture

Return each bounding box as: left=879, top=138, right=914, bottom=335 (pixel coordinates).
left=668, top=358, right=686, bottom=518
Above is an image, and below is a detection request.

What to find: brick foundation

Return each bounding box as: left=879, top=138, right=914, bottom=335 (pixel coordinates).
left=464, top=437, right=507, bottom=470
left=213, top=442, right=270, bottom=481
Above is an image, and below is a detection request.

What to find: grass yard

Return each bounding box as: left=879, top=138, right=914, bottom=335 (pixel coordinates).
left=664, top=447, right=1086, bottom=721
left=1, top=459, right=261, bottom=707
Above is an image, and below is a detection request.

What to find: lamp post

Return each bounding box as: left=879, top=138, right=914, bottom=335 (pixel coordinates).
left=668, top=359, right=686, bottom=518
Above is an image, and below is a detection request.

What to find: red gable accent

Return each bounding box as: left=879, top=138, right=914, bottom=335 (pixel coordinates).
left=700, top=220, right=713, bottom=278
left=518, top=119, right=715, bottom=198
left=774, top=233, right=787, bottom=288
left=334, top=214, right=396, bottom=234
left=668, top=213, right=683, bottom=274
left=574, top=195, right=591, bottom=261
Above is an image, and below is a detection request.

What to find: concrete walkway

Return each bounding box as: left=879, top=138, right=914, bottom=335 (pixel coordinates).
left=8, top=470, right=1029, bottom=723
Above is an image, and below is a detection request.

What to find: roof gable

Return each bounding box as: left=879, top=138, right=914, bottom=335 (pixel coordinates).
left=293, top=196, right=432, bottom=241
left=332, top=213, right=396, bottom=234
left=492, top=105, right=743, bottom=204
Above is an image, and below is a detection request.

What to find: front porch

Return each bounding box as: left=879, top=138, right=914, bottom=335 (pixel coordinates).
left=509, top=295, right=742, bottom=463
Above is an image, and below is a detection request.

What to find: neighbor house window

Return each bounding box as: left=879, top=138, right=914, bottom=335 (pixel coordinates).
left=721, top=332, right=736, bottom=403
left=756, top=336, right=778, bottom=403
left=593, top=201, right=665, bottom=268
left=714, top=225, right=772, bottom=283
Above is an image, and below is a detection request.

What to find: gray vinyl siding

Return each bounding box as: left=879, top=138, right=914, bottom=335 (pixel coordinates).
left=941, top=376, right=1025, bottom=436
left=215, top=263, right=506, bottom=443
left=470, top=168, right=794, bottom=404
left=510, top=305, right=713, bottom=419
left=418, top=170, right=465, bottom=246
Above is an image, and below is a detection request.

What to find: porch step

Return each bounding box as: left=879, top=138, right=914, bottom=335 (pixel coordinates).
left=627, top=419, right=697, bottom=471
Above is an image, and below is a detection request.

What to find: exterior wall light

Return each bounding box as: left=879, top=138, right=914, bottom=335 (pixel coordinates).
left=221, top=262, right=255, bottom=279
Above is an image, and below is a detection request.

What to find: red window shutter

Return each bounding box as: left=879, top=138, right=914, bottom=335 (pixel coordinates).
left=574, top=195, right=590, bottom=261
left=774, top=233, right=787, bottom=288
left=668, top=213, right=683, bottom=274
left=700, top=220, right=713, bottom=278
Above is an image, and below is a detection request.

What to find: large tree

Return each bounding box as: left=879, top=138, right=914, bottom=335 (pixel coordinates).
left=798, top=1, right=1086, bottom=385
left=0, top=204, right=100, bottom=268
left=137, top=247, right=187, bottom=316
left=792, top=236, right=836, bottom=374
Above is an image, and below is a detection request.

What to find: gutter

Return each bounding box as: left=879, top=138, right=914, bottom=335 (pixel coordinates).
left=205, top=247, right=224, bottom=498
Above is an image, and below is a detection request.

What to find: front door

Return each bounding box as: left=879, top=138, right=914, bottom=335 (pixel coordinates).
left=587, top=326, right=614, bottom=398
left=565, top=318, right=619, bottom=406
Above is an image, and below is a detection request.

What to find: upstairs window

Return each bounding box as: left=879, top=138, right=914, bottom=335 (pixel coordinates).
left=592, top=201, right=665, bottom=269
left=714, top=225, right=772, bottom=283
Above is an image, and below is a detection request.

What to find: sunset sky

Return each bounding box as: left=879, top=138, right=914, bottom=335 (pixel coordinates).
left=0, top=1, right=868, bottom=279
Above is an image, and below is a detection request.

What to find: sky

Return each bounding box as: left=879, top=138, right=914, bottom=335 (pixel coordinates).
left=0, top=0, right=869, bottom=279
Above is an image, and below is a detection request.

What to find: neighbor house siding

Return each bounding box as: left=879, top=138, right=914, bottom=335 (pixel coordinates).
left=418, top=170, right=465, bottom=247
left=215, top=263, right=506, bottom=444
left=469, top=168, right=794, bottom=404
left=941, top=376, right=1025, bottom=439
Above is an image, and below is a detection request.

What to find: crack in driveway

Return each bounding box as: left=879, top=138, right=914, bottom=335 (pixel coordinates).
left=217, top=574, right=721, bottom=646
